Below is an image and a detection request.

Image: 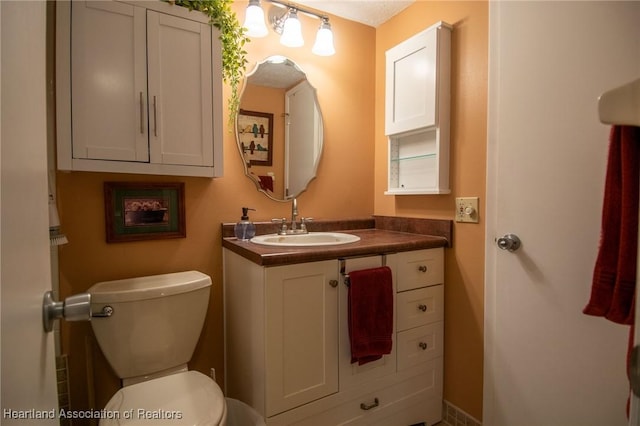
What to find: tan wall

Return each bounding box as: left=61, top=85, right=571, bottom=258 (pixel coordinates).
left=57, top=2, right=376, bottom=412
left=375, top=2, right=488, bottom=419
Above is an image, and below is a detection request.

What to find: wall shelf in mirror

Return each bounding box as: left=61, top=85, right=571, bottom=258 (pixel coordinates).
left=385, top=21, right=452, bottom=195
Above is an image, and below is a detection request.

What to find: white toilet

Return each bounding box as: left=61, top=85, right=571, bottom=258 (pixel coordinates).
left=88, top=270, right=227, bottom=425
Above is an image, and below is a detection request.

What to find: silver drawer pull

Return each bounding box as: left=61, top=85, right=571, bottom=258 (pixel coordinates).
left=419, top=342, right=428, bottom=350
left=360, top=398, right=379, bottom=411
left=139, top=91, right=144, bottom=134
left=153, top=95, right=158, bottom=136
left=418, top=304, right=427, bottom=312
left=418, top=265, right=427, bottom=273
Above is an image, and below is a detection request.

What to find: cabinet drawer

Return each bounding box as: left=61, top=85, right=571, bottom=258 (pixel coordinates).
left=370, top=394, right=442, bottom=426
left=397, top=323, right=443, bottom=371
left=280, top=359, right=442, bottom=426
left=397, top=285, right=443, bottom=331
left=396, top=248, right=444, bottom=292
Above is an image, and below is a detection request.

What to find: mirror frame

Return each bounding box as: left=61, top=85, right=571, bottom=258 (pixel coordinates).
left=235, top=56, right=324, bottom=202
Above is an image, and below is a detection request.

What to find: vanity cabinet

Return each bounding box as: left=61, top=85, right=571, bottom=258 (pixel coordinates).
left=56, top=0, right=223, bottom=178
left=384, top=21, right=451, bottom=195
left=224, top=247, right=444, bottom=425
left=224, top=253, right=339, bottom=417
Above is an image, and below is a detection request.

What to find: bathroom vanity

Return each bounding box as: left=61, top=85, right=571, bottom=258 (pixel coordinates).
left=223, top=218, right=449, bottom=425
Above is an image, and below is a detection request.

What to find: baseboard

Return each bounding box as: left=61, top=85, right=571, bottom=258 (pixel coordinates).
left=441, top=400, right=481, bottom=426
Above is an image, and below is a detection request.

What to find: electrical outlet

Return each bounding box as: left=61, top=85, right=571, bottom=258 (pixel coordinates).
left=456, top=197, right=479, bottom=223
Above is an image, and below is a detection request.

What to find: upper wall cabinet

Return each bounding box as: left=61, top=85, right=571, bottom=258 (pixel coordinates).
left=56, top=1, right=223, bottom=178
left=385, top=22, right=451, bottom=195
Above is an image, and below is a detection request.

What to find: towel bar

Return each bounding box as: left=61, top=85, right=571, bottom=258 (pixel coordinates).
left=340, top=255, right=387, bottom=287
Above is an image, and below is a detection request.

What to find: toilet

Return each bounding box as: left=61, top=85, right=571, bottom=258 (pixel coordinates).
left=88, top=271, right=227, bottom=425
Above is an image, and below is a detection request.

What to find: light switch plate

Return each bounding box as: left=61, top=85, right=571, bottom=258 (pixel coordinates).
left=455, top=197, right=479, bottom=223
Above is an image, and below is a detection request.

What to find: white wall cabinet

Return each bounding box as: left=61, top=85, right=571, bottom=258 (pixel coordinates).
left=56, top=0, right=223, bottom=177
left=224, top=247, right=444, bottom=425
left=385, top=22, right=451, bottom=195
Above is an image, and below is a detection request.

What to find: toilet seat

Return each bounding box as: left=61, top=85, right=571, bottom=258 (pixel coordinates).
left=100, top=371, right=227, bottom=425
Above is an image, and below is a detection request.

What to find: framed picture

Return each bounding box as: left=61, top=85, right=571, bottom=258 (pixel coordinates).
left=237, top=109, right=274, bottom=166
left=104, top=182, right=185, bottom=243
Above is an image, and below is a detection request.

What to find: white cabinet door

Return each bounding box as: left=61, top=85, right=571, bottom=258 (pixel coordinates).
left=147, top=11, right=214, bottom=167
left=71, top=1, right=148, bottom=162
left=265, top=261, right=339, bottom=416
left=385, top=27, right=438, bottom=135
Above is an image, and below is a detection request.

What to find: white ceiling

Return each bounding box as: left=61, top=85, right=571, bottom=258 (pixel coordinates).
left=294, top=0, right=415, bottom=27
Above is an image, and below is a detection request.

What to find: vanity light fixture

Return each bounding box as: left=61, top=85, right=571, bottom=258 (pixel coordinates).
left=312, top=18, right=335, bottom=56
left=242, top=0, right=336, bottom=56
left=243, top=0, right=269, bottom=38
left=279, top=9, right=304, bottom=47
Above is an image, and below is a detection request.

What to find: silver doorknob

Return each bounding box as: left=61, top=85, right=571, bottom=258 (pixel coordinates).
left=496, top=234, right=521, bottom=252
left=43, top=291, right=92, bottom=332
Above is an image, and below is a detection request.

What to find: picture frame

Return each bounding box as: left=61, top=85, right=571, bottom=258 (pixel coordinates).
left=104, top=182, right=186, bottom=243
left=237, top=109, right=274, bottom=166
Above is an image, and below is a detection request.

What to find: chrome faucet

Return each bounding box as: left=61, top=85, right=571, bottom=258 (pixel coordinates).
left=291, top=198, right=299, bottom=232
left=272, top=198, right=312, bottom=235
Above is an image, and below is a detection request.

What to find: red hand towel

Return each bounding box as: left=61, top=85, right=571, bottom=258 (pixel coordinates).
left=583, top=125, right=640, bottom=325
left=348, top=266, right=393, bottom=365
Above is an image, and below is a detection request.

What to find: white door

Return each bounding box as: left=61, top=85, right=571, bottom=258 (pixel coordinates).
left=485, top=2, right=640, bottom=425
left=1, top=1, right=58, bottom=424
left=285, top=81, right=321, bottom=198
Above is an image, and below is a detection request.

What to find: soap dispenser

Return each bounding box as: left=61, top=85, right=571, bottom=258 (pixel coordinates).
left=234, top=207, right=256, bottom=241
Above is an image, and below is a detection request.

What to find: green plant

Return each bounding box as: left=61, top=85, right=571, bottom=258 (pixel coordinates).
left=163, top=0, right=249, bottom=124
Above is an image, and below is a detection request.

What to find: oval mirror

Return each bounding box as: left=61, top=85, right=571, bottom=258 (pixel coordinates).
left=236, top=56, right=324, bottom=201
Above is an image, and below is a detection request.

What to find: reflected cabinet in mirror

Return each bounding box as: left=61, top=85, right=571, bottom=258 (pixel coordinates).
left=236, top=56, right=324, bottom=201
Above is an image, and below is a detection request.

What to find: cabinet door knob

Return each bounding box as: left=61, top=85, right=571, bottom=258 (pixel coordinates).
left=360, top=397, right=379, bottom=411
left=329, top=279, right=338, bottom=288
left=419, top=342, right=428, bottom=350
left=418, top=265, right=428, bottom=273
left=418, top=304, right=427, bottom=312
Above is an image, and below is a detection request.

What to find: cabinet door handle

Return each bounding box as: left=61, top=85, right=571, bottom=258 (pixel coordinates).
left=139, top=92, right=144, bottom=134
left=329, top=279, right=338, bottom=288
left=418, top=304, right=427, bottom=312
left=419, top=342, right=428, bottom=350
left=360, top=397, right=379, bottom=411
left=418, top=265, right=428, bottom=273
left=153, top=95, right=158, bottom=136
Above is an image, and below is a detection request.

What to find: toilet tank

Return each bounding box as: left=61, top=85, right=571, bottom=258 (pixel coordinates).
left=88, top=271, right=212, bottom=381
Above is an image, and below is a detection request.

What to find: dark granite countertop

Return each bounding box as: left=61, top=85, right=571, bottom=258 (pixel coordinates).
left=221, top=216, right=451, bottom=266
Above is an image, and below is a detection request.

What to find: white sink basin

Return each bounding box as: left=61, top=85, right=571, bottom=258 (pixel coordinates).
left=250, top=232, right=361, bottom=247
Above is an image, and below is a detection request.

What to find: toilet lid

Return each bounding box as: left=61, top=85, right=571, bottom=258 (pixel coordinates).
left=100, top=371, right=226, bottom=426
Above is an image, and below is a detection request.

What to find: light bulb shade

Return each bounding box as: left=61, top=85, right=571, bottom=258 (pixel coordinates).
left=243, top=0, right=268, bottom=38
left=312, top=21, right=335, bottom=56
left=280, top=10, right=304, bottom=47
